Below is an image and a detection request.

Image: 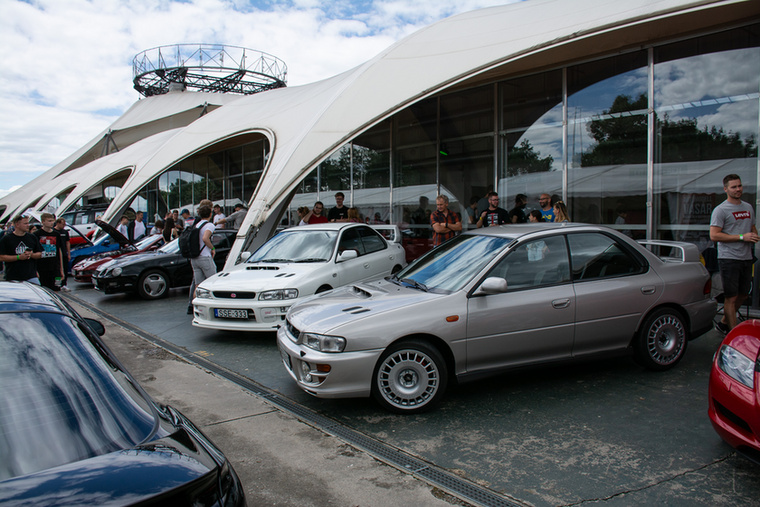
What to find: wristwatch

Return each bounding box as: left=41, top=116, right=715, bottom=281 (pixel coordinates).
left=740, top=234, right=744, bottom=241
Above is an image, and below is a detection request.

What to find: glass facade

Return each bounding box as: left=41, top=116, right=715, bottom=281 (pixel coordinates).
left=286, top=24, right=759, bottom=265
left=129, top=135, right=269, bottom=222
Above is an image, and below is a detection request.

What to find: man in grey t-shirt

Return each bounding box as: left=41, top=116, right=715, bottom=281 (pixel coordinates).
left=215, top=203, right=246, bottom=230
left=709, top=174, right=759, bottom=333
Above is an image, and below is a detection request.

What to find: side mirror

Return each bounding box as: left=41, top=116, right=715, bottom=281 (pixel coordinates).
left=84, top=318, right=106, bottom=336
left=337, top=250, right=359, bottom=262
left=474, top=277, right=508, bottom=296
left=238, top=252, right=251, bottom=263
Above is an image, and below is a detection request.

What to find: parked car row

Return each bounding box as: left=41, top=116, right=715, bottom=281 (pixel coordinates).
left=70, top=220, right=757, bottom=462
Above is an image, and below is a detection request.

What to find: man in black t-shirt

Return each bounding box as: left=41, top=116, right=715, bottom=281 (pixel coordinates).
left=0, top=215, right=43, bottom=283
left=476, top=192, right=510, bottom=227
left=33, top=212, right=63, bottom=291
left=328, top=192, right=349, bottom=222
left=55, top=217, right=71, bottom=291
left=508, top=194, right=528, bottom=223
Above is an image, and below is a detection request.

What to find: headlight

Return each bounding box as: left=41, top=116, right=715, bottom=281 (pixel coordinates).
left=301, top=333, right=346, bottom=353
left=195, top=287, right=212, bottom=299
left=259, top=289, right=298, bottom=301
left=111, top=267, right=122, bottom=277
left=717, top=345, right=755, bottom=389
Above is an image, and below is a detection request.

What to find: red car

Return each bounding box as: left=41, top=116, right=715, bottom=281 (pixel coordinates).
left=708, top=320, right=760, bottom=463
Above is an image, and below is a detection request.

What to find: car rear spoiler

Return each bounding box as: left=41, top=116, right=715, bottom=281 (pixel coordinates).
left=371, top=224, right=402, bottom=244
left=637, top=240, right=701, bottom=263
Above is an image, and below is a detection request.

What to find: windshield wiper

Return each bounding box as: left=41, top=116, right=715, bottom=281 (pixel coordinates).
left=295, top=258, right=328, bottom=263
left=260, top=258, right=292, bottom=263
left=401, top=278, right=428, bottom=292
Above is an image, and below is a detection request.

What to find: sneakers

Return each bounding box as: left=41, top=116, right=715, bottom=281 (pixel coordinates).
left=187, top=304, right=194, bottom=315
left=60, top=286, right=71, bottom=292
left=714, top=321, right=729, bottom=335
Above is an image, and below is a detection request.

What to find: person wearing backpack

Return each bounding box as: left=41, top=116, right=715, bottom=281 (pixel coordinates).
left=187, top=205, right=216, bottom=315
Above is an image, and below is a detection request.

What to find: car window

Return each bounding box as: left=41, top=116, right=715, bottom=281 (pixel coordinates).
left=212, top=232, right=232, bottom=248
left=395, top=234, right=512, bottom=292
left=357, top=226, right=387, bottom=254
left=489, top=235, right=571, bottom=290
left=339, top=228, right=365, bottom=256
left=0, top=312, right=156, bottom=480
left=159, top=237, right=180, bottom=253
left=567, top=233, right=644, bottom=280
left=249, top=229, right=337, bottom=263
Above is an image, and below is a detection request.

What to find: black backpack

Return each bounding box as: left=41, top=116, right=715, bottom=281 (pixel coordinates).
left=178, top=218, right=206, bottom=258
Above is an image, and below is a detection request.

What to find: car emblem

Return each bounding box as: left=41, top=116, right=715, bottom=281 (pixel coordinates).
left=231, top=293, right=236, bottom=298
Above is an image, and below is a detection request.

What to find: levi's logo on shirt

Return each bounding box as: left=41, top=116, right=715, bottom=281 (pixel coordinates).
left=732, top=211, right=751, bottom=220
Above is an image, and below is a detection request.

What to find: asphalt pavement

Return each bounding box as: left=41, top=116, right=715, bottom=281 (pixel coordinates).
left=64, top=282, right=760, bottom=506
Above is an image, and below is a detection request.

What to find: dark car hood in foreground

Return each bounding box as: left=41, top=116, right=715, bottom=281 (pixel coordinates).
left=0, top=405, right=242, bottom=507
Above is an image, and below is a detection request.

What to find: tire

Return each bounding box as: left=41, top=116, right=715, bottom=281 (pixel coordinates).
left=634, top=308, right=687, bottom=371
left=138, top=270, right=170, bottom=300
left=372, top=340, right=448, bottom=414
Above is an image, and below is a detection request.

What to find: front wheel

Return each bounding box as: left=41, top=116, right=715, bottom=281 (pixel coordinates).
left=634, top=308, right=687, bottom=371
left=138, top=270, right=169, bottom=300
left=372, top=340, right=448, bottom=414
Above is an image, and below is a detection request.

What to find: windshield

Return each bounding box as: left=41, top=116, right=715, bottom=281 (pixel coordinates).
left=159, top=237, right=180, bottom=254
left=135, top=234, right=161, bottom=249
left=248, top=229, right=337, bottom=263
left=0, top=312, right=156, bottom=480
left=394, top=234, right=512, bottom=292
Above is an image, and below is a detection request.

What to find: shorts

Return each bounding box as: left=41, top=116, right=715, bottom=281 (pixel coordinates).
left=719, top=259, right=753, bottom=298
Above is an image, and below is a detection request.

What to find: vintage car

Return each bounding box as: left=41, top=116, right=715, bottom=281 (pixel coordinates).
left=709, top=319, right=760, bottom=464
left=72, top=219, right=166, bottom=283
left=192, top=223, right=406, bottom=332
left=0, top=281, right=245, bottom=505
left=92, top=229, right=237, bottom=300
left=278, top=223, right=716, bottom=413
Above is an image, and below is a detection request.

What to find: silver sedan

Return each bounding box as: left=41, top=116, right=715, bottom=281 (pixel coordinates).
left=278, top=223, right=716, bottom=414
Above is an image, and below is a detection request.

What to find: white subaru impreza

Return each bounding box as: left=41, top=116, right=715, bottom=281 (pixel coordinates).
left=192, top=222, right=406, bottom=332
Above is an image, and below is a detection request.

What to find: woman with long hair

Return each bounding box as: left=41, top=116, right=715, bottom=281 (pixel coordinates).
left=347, top=207, right=362, bottom=223
left=554, top=201, right=570, bottom=222
left=163, top=216, right=179, bottom=242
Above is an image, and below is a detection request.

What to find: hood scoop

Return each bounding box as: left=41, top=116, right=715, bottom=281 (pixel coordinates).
left=342, top=306, right=371, bottom=315
left=349, top=285, right=372, bottom=298
left=246, top=265, right=279, bottom=271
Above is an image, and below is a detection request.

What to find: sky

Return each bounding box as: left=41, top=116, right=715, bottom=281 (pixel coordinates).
left=0, top=0, right=514, bottom=199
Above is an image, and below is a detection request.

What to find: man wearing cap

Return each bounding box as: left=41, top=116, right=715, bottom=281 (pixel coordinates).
left=181, top=209, right=194, bottom=228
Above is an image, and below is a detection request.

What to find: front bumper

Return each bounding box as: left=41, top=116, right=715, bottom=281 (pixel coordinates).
left=191, top=297, right=292, bottom=331
left=708, top=366, right=760, bottom=461
left=92, top=274, right=138, bottom=294
left=276, top=325, right=382, bottom=399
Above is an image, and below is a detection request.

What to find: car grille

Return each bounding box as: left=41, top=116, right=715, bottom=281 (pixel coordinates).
left=286, top=319, right=300, bottom=342
left=213, top=291, right=256, bottom=299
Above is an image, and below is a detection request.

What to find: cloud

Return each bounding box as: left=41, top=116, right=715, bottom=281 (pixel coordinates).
left=0, top=0, right=515, bottom=192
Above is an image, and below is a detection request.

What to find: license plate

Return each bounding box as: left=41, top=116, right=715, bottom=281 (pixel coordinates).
left=214, top=308, right=249, bottom=319
left=279, top=346, right=292, bottom=370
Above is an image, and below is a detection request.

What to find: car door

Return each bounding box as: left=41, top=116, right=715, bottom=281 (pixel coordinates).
left=567, top=232, right=663, bottom=357
left=334, top=227, right=372, bottom=285
left=356, top=226, right=398, bottom=278
left=211, top=232, right=233, bottom=270
left=466, top=235, right=575, bottom=372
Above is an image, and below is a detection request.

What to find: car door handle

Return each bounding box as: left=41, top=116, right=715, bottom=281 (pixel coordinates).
left=364, top=263, right=370, bottom=269
left=552, top=298, right=570, bottom=309
left=641, top=286, right=656, bottom=295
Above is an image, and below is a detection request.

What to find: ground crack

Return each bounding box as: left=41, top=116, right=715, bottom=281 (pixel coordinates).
left=562, top=453, right=735, bottom=506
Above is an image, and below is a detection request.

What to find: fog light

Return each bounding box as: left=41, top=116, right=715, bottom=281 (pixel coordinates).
left=300, top=361, right=312, bottom=382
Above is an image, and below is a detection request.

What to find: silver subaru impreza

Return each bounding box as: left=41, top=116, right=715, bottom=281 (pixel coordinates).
left=278, top=223, right=716, bottom=414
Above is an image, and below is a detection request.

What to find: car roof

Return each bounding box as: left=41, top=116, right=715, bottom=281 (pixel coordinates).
left=283, top=222, right=369, bottom=232
left=0, top=281, right=67, bottom=314
left=465, top=222, right=606, bottom=239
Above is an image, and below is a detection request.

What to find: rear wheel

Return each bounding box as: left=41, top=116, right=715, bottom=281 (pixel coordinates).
left=634, top=308, right=687, bottom=371
left=138, top=270, right=169, bottom=300
left=372, top=340, right=447, bottom=414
